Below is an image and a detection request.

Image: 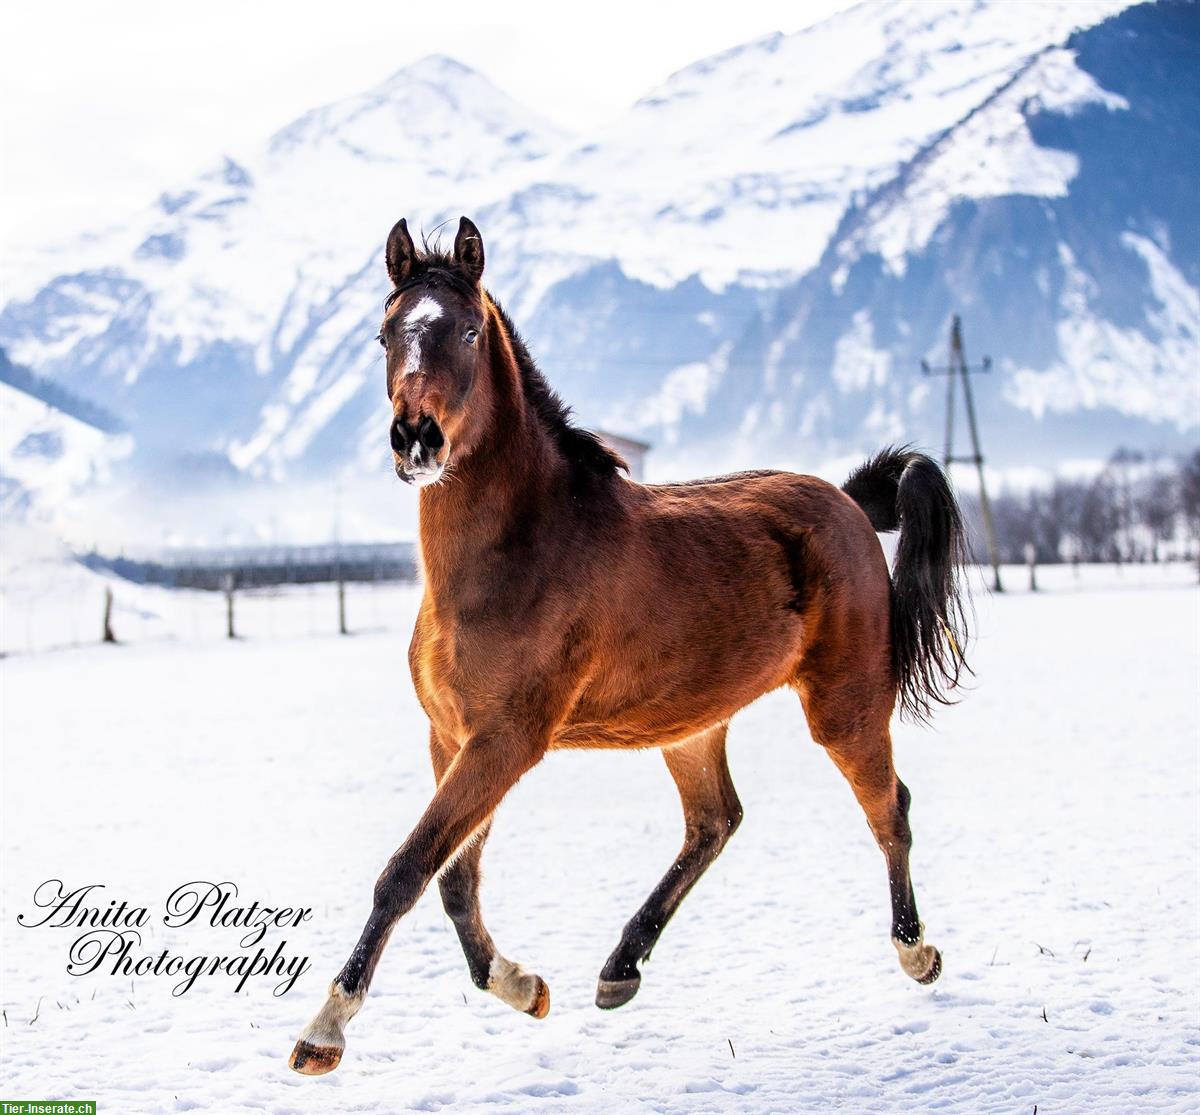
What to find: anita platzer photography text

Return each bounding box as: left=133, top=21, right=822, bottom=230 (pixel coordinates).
left=17, top=882, right=313, bottom=997
left=1, top=2, right=1197, bottom=1113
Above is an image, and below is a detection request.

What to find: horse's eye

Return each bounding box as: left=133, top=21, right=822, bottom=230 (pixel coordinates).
left=463, top=329, right=478, bottom=345
left=377, top=332, right=387, bottom=349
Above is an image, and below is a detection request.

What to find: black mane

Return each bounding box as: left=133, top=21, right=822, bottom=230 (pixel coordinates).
left=384, top=247, right=626, bottom=481
left=489, top=298, right=626, bottom=480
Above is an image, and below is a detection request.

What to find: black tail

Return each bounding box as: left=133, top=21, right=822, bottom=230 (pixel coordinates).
left=843, top=445, right=970, bottom=722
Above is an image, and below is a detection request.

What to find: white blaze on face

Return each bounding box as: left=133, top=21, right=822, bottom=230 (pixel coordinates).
left=401, top=294, right=444, bottom=378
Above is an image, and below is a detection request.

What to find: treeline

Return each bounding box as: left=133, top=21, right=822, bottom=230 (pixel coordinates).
left=960, top=449, right=1200, bottom=564
left=0, top=346, right=127, bottom=434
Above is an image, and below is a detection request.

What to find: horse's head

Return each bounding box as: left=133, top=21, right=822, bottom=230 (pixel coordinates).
left=380, top=216, right=490, bottom=486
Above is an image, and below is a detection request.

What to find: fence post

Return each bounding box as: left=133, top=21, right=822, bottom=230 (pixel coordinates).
left=337, top=573, right=347, bottom=636
left=102, top=587, right=117, bottom=643
left=224, top=574, right=236, bottom=639
left=1024, top=543, right=1038, bottom=593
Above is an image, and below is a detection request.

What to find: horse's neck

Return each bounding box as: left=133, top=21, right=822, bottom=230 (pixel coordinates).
left=416, top=390, right=557, bottom=594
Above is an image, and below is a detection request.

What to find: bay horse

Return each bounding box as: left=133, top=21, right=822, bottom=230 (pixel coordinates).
left=289, top=216, right=969, bottom=1075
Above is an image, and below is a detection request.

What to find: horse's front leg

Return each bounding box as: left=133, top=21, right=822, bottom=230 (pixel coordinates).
left=430, top=731, right=550, bottom=1019
left=289, top=729, right=545, bottom=1075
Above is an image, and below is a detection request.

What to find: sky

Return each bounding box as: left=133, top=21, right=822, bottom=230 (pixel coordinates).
left=0, top=0, right=857, bottom=261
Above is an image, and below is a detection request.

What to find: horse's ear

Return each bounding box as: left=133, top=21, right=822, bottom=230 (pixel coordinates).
left=453, top=216, right=485, bottom=283
left=385, top=218, right=416, bottom=287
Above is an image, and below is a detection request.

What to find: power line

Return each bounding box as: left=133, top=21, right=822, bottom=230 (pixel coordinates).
left=921, top=314, right=1004, bottom=593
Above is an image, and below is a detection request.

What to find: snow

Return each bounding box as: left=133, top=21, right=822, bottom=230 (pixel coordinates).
left=620, top=356, right=728, bottom=445
left=0, top=532, right=420, bottom=657
left=832, top=310, right=892, bottom=392
left=0, top=382, right=132, bottom=518
left=852, top=46, right=1130, bottom=276
left=1008, top=239, right=1200, bottom=427
left=2, top=563, right=1197, bottom=1111
left=3, top=54, right=568, bottom=374
left=515, top=0, right=1135, bottom=291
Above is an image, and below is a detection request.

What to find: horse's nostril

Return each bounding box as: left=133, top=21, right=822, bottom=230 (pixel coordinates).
left=389, top=418, right=408, bottom=454
left=418, top=416, right=445, bottom=452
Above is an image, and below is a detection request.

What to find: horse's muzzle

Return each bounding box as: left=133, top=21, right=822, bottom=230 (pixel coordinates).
left=391, top=415, right=447, bottom=486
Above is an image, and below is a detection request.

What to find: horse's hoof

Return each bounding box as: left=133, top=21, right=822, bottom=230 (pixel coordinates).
left=915, top=947, right=942, bottom=985
left=487, top=955, right=550, bottom=1016
left=596, top=975, right=641, bottom=1010
left=289, top=1038, right=343, bottom=1076
left=525, top=977, right=551, bottom=1019
left=894, top=934, right=942, bottom=985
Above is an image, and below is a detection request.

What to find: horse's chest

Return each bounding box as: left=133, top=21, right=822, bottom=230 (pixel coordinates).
left=410, top=626, right=463, bottom=736
left=410, top=619, right=518, bottom=741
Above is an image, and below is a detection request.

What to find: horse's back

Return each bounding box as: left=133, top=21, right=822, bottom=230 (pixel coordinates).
left=634, top=468, right=892, bottom=653
left=636, top=468, right=888, bottom=580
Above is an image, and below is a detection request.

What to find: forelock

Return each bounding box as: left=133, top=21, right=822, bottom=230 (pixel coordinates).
left=383, top=240, right=478, bottom=314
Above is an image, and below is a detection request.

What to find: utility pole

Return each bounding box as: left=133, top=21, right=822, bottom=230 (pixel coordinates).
left=921, top=314, right=1004, bottom=592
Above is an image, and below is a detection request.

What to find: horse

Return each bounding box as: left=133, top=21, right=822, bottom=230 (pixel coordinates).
left=289, top=216, right=969, bottom=1075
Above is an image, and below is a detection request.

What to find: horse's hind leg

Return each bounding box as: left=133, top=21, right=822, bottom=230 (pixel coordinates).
left=801, top=692, right=941, bottom=984
left=596, top=723, right=743, bottom=1009
left=432, top=736, right=549, bottom=1018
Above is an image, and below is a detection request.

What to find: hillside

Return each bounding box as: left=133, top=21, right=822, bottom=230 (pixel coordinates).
left=1, top=0, right=1195, bottom=542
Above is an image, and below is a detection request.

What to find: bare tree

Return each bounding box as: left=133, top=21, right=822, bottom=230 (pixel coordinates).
left=1180, top=449, right=1200, bottom=574
left=1139, top=472, right=1178, bottom=561
left=1106, top=448, right=1146, bottom=562
left=966, top=453, right=1200, bottom=571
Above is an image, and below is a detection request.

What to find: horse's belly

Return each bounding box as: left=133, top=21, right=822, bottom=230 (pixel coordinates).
left=555, top=650, right=793, bottom=750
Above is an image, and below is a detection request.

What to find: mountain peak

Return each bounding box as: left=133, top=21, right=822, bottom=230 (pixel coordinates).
left=390, top=53, right=479, bottom=83
left=262, top=47, right=564, bottom=166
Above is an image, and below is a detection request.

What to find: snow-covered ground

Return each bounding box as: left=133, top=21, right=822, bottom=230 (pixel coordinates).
left=2, top=564, right=1197, bottom=1112
left=0, top=540, right=417, bottom=655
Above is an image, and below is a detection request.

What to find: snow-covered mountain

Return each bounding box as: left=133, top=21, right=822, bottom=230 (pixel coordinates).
left=1, top=0, right=1195, bottom=542
left=707, top=0, right=1200, bottom=470
left=0, top=379, right=131, bottom=524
